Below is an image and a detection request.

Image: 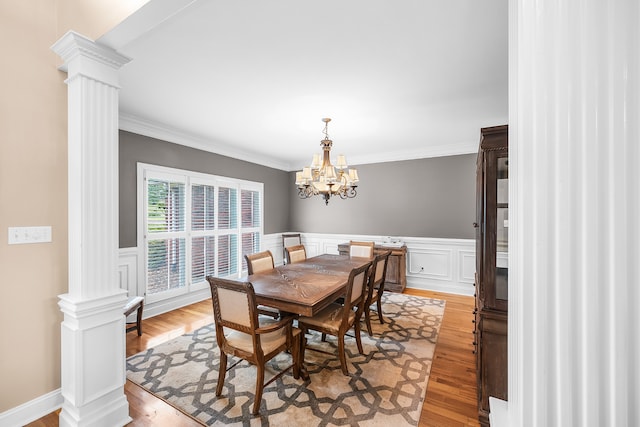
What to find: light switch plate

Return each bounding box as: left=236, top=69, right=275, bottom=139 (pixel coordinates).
left=8, top=226, right=52, bottom=244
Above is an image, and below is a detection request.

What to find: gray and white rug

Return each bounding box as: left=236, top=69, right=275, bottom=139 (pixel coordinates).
left=126, top=293, right=444, bottom=426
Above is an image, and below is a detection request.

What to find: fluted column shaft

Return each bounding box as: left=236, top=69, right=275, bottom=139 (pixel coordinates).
left=510, top=1, right=640, bottom=425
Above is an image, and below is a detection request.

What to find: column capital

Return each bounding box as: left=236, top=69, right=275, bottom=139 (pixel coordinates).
left=51, top=31, right=131, bottom=86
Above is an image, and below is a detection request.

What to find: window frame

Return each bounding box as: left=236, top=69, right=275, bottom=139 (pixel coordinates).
left=137, top=163, right=264, bottom=304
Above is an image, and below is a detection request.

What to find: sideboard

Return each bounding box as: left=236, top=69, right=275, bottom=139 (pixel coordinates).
left=337, top=242, right=407, bottom=292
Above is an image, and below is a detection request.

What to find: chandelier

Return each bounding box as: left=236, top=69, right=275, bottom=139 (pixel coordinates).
left=295, top=118, right=359, bottom=205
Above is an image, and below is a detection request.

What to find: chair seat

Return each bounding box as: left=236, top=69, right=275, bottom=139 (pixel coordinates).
left=123, top=296, right=144, bottom=315
left=123, top=296, right=144, bottom=336
left=298, top=303, right=355, bottom=334
left=225, top=319, right=298, bottom=355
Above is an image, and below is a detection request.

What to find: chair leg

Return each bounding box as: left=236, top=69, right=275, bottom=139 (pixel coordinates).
left=354, top=322, right=364, bottom=355
left=337, top=335, right=348, bottom=375
left=253, top=364, right=265, bottom=415
left=377, top=295, right=385, bottom=324
left=216, top=353, right=227, bottom=396
left=292, top=331, right=301, bottom=379
left=365, top=307, right=373, bottom=336
left=135, top=303, right=143, bottom=336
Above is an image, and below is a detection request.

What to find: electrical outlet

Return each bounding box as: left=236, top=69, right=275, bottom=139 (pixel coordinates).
left=8, top=226, right=52, bottom=244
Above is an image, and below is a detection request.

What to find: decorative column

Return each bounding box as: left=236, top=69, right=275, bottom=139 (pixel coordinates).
left=509, top=1, right=639, bottom=426
left=51, top=32, right=132, bottom=427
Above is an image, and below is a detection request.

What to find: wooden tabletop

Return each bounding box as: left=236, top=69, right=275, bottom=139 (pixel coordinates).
left=247, top=254, right=371, bottom=317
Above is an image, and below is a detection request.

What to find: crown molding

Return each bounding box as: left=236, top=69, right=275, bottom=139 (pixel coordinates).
left=345, top=140, right=478, bottom=167
left=119, top=113, right=292, bottom=171
left=120, top=113, right=477, bottom=172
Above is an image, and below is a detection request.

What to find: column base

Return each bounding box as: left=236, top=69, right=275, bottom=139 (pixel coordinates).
left=59, top=292, right=130, bottom=427
left=59, top=389, right=131, bottom=427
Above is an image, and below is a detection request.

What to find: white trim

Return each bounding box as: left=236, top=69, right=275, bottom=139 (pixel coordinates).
left=347, top=140, right=478, bottom=167
left=288, top=232, right=475, bottom=296
left=0, top=389, right=63, bottom=427
left=118, top=247, right=137, bottom=296
left=489, top=397, right=509, bottom=427
left=120, top=113, right=477, bottom=172
left=119, top=232, right=475, bottom=322
left=121, top=114, right=291, bottom=171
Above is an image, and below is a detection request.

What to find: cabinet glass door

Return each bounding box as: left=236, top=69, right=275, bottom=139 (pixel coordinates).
left=495, top=156, right=508, bottom=302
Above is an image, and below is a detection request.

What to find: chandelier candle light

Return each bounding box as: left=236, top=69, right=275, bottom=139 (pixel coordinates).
left=295, top=118, right=359, bottom=205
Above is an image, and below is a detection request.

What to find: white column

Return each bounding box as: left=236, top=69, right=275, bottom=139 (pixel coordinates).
left=510, top=1, right=640, bottom=426
left=52, top=32, right=132, bottom=427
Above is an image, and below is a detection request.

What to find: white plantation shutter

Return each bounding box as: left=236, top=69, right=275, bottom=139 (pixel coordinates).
left=140, top=164, right=263, bottom=302
left=217, top=186, right=239, bottom=277
left=241, top=189, right=260, bottom=228
left=218, top=186, right=237, bottom=230
left=217, top=234, right=238, bottom=277
left=191, top=184, right=216, bottom=284
left=191, top=184, right=215, bottom=231
left=146, top=178, right=186, bottom=295
left=240, top=189, right=261, bottom=270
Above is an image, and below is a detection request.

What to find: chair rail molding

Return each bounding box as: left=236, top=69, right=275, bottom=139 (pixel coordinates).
left=52, top=31, right=132, bottom=427
left=118, top=233, right=475, bottom=324
left=294, top=233, right=475, bottom=296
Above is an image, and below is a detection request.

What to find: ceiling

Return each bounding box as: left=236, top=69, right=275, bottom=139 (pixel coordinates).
left=100, top=0, right=508, bottom=171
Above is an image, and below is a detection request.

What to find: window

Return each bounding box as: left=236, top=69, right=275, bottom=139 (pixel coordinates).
left=138, top=163, right=263, bottom=303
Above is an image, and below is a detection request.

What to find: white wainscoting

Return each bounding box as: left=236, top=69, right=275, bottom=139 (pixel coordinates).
left=118, top=233, right=475, bottom=320
left=292, top=233, right=475, bottom=296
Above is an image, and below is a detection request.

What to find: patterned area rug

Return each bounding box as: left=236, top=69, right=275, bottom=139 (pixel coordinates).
left=126, top=293, right=444, bottom=426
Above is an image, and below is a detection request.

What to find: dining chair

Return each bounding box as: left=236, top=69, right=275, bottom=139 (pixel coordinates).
left=297, top=261, right=372, bottom=375
left=363, top=250, right=391, bottom=336
left=282, top=233, right=302, bottom=264
left=244, top=250, right=280, bottom=319
left=349, top=240, right=375, bottom=258
left=245, top=250, right=275, bottom=275
left=206, top=276, right=301, bottom=415
left=284, top=244, right=307, bottom=264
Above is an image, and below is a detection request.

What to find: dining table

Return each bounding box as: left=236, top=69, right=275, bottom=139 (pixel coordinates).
left=244, top=253, right=373, bottom=379
left=246, top=253, right=372, bottom=317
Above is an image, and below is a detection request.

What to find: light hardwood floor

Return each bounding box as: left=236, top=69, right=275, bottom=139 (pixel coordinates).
left=28, top=289, right=479, bottom=427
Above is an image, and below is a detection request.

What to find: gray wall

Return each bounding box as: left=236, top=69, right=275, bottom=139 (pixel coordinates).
left=119, top=131, right=476, bottom=246
left=119, top=131, right=291, bottom=248
left=289, top=154, right=476, bottom=239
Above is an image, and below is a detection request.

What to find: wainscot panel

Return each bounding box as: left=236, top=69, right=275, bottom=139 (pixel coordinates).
left=295, top=233, right=475, bottom=296
left=118, top=233, right=475, bottom=321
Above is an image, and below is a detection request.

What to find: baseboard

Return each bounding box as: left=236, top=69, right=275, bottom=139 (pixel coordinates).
left=0, top=388, right=62, bottom=427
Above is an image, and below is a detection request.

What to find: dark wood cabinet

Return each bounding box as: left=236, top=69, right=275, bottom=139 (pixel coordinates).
left=337, top=243, right=407, bottom=292
left=474, top=125, right=508, bottom=426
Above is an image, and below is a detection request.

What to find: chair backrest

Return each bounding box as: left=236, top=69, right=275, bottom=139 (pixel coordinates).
left=245, top=250, right=275, bottom=275
left=367, top=250, right=391, bottom=300
left=285, top=244, right=307, bottom=264
left=342, top=261, right=372, bottom=321
left=349, top=240, right=375, bottom=258
left=282, top=233, right=302, bottom=264
left=206, top=276, right=259, bottom=343
left=282, top=233, right=301, bottom=249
